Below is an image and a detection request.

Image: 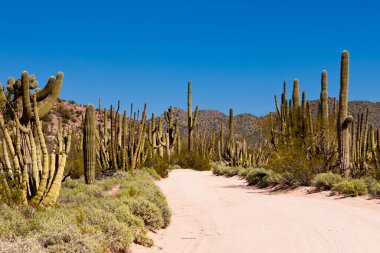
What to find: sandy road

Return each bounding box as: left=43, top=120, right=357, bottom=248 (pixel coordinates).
left=132, top=169, right=380, bottom=253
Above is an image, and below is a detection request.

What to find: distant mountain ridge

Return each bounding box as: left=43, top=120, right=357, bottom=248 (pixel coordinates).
left=47, top=99, right=380, bottom=147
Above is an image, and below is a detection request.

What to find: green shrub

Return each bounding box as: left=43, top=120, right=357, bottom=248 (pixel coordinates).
left=143, top=156, right=170, bottom=178
left=212, top=165, right=243, bottom=177
left=369, top=182, right=380, bottom=197
left=0, top=171, right=170, bottom=252
left=144, top=167, right=161, bottom=180
left=56, top=105, right=72, bottom=120
left=171, top=151, right=211, bottom=171
left=212, top=164, right=228, bottom=176
left=224, top=167, right=241, bottom=177
left=364, top=177, right=380, bottom=197
left=312, top=172, right=343, bottom=190
left=246, top=168, right=284, bottom=188
left=127, top=198, right=164, bottom=229
left=332, top=179, right=368, bottom=197
left=264, top=172, right=284, bottom=186
left=246, top=168, right=271, bottom=187
left=238, top=167, right=252, bottom=178
left=266, top=144, right=324, bottom=186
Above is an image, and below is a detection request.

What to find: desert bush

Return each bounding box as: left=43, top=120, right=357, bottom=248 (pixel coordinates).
left=144, top=167, right=161, bottom=180
left=0, top=171, right=170, bottom=252
left=212, top=164, right=242, bottom=177
left=143, top=156, right=170, bottom=178
left=224, top=167, right=242, bottom=177
left=266, top=145, right=324, bottom=186
left=0, top=177, right=24, bottom=206
left=238, top=167, right=252, bottom=178
left=212, top=164, right=228, bottom=176
left=246, top=168, right=271, bottom=187
left=171, top=151, right=211, bottom=171
left=127, top=198, right=164, bottom=229
left=312, top=172, right=343, bottom=190
left=332, top=179, right=368, bottom=197
left=364, top=177, right=380, bottom=197
left=264, top=172, right=284, bottom=186
left=245, top=168, right=284, bottom=188
left=55, top=105, right=72, bottom=120
left=368, top=182, right=380, bottom=197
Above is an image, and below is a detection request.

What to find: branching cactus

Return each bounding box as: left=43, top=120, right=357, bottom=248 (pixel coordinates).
left=5, top=71, right=64, bottom=125
left=164, top=106, right=179, bottom=150
left=0, top=92, right=71, bottom=208
left=83, top=104, right=96, bottom=184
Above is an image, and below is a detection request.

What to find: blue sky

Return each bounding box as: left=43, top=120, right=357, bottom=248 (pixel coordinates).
left=0, top=0, right=379, bottom=116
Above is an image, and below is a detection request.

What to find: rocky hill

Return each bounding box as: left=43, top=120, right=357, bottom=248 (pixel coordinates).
left=47, top=99, right=380, bottom=147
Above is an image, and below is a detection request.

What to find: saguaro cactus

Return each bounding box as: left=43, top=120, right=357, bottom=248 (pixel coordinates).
left=320, top=70, right=329, bottom=149
left=83, top=104, right=96, bottom=184
left=187, top=81, right=199, bottom=152
left=337, top=50, right=353, bottom=178
left=228, top=108, right=234, bottom=145
left=292, top=79, right=300, bottom=110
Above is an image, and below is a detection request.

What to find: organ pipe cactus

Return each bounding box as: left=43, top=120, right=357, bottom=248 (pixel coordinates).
left=83, top=104, right=96, bottom=184
left=370, top=126, right=379, bottom=169
left=0, top=93, right=71, bottom=207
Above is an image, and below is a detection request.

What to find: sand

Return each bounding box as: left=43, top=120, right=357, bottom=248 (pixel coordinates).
left=131, top=169, right=380, bottom=253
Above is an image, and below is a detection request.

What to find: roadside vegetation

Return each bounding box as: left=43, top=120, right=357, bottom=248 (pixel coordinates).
left=0, top=170, right=169, bottom=253
left=1, top=49, right=380, bottom=252
left=212, top=51, right=380, bottom=199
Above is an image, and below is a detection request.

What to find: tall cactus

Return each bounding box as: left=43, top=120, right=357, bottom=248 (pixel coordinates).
left=187, top=81, right=199, bottom=152
left=337, top=50, right=353, bottom=178
left=0, top=72, right=70, bottom=207
left=83, top=104, right=96, bottom=184
left=320, top=70, right=329, bottom=149
left=229, top=108, right=234, bottom=145
left=164, top=106, right=178, bottom=151
left=292, top=79, right=300, bottom=110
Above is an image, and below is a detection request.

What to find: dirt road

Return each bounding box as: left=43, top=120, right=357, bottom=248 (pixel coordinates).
left=132, top=169, right=380, bottom=253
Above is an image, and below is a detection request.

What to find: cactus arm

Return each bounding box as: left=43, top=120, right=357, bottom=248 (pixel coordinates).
left=34, top=76, right=56, bottom=101
left=30, top=95, right=51, bottom=206
left=39, top=153, right=67, bottom=208
left=0, top=83, right=6, bottom=110
left=0, top=112, right=21, bottom=173
left=37, top=71, right=64, bottom=119
left=40, top=132, right=70, bottom=208
left=20, top=71, right=33, bottom=123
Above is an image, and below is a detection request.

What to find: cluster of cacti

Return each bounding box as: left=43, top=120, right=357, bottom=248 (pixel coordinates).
left=82, top=99, right=188, bottom=178
left=350, top=109, right=380, bottom=176
left=147, top=106, right=181, bottom=160
left=0, top=72, right=71, bottom=207
left=273, top=79, right=316, bottom=150
left=85, top=101, right=148, bottom=177
left=217, top=108, right=270, bottom=167
left=269, top=50, right=379, bottom=179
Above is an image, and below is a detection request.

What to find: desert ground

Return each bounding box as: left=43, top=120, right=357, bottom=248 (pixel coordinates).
left=132, top=169, right=380, bottom=253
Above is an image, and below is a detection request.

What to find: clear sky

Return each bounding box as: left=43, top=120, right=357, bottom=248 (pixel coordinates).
left=0, top=0, right=379, bottom=116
